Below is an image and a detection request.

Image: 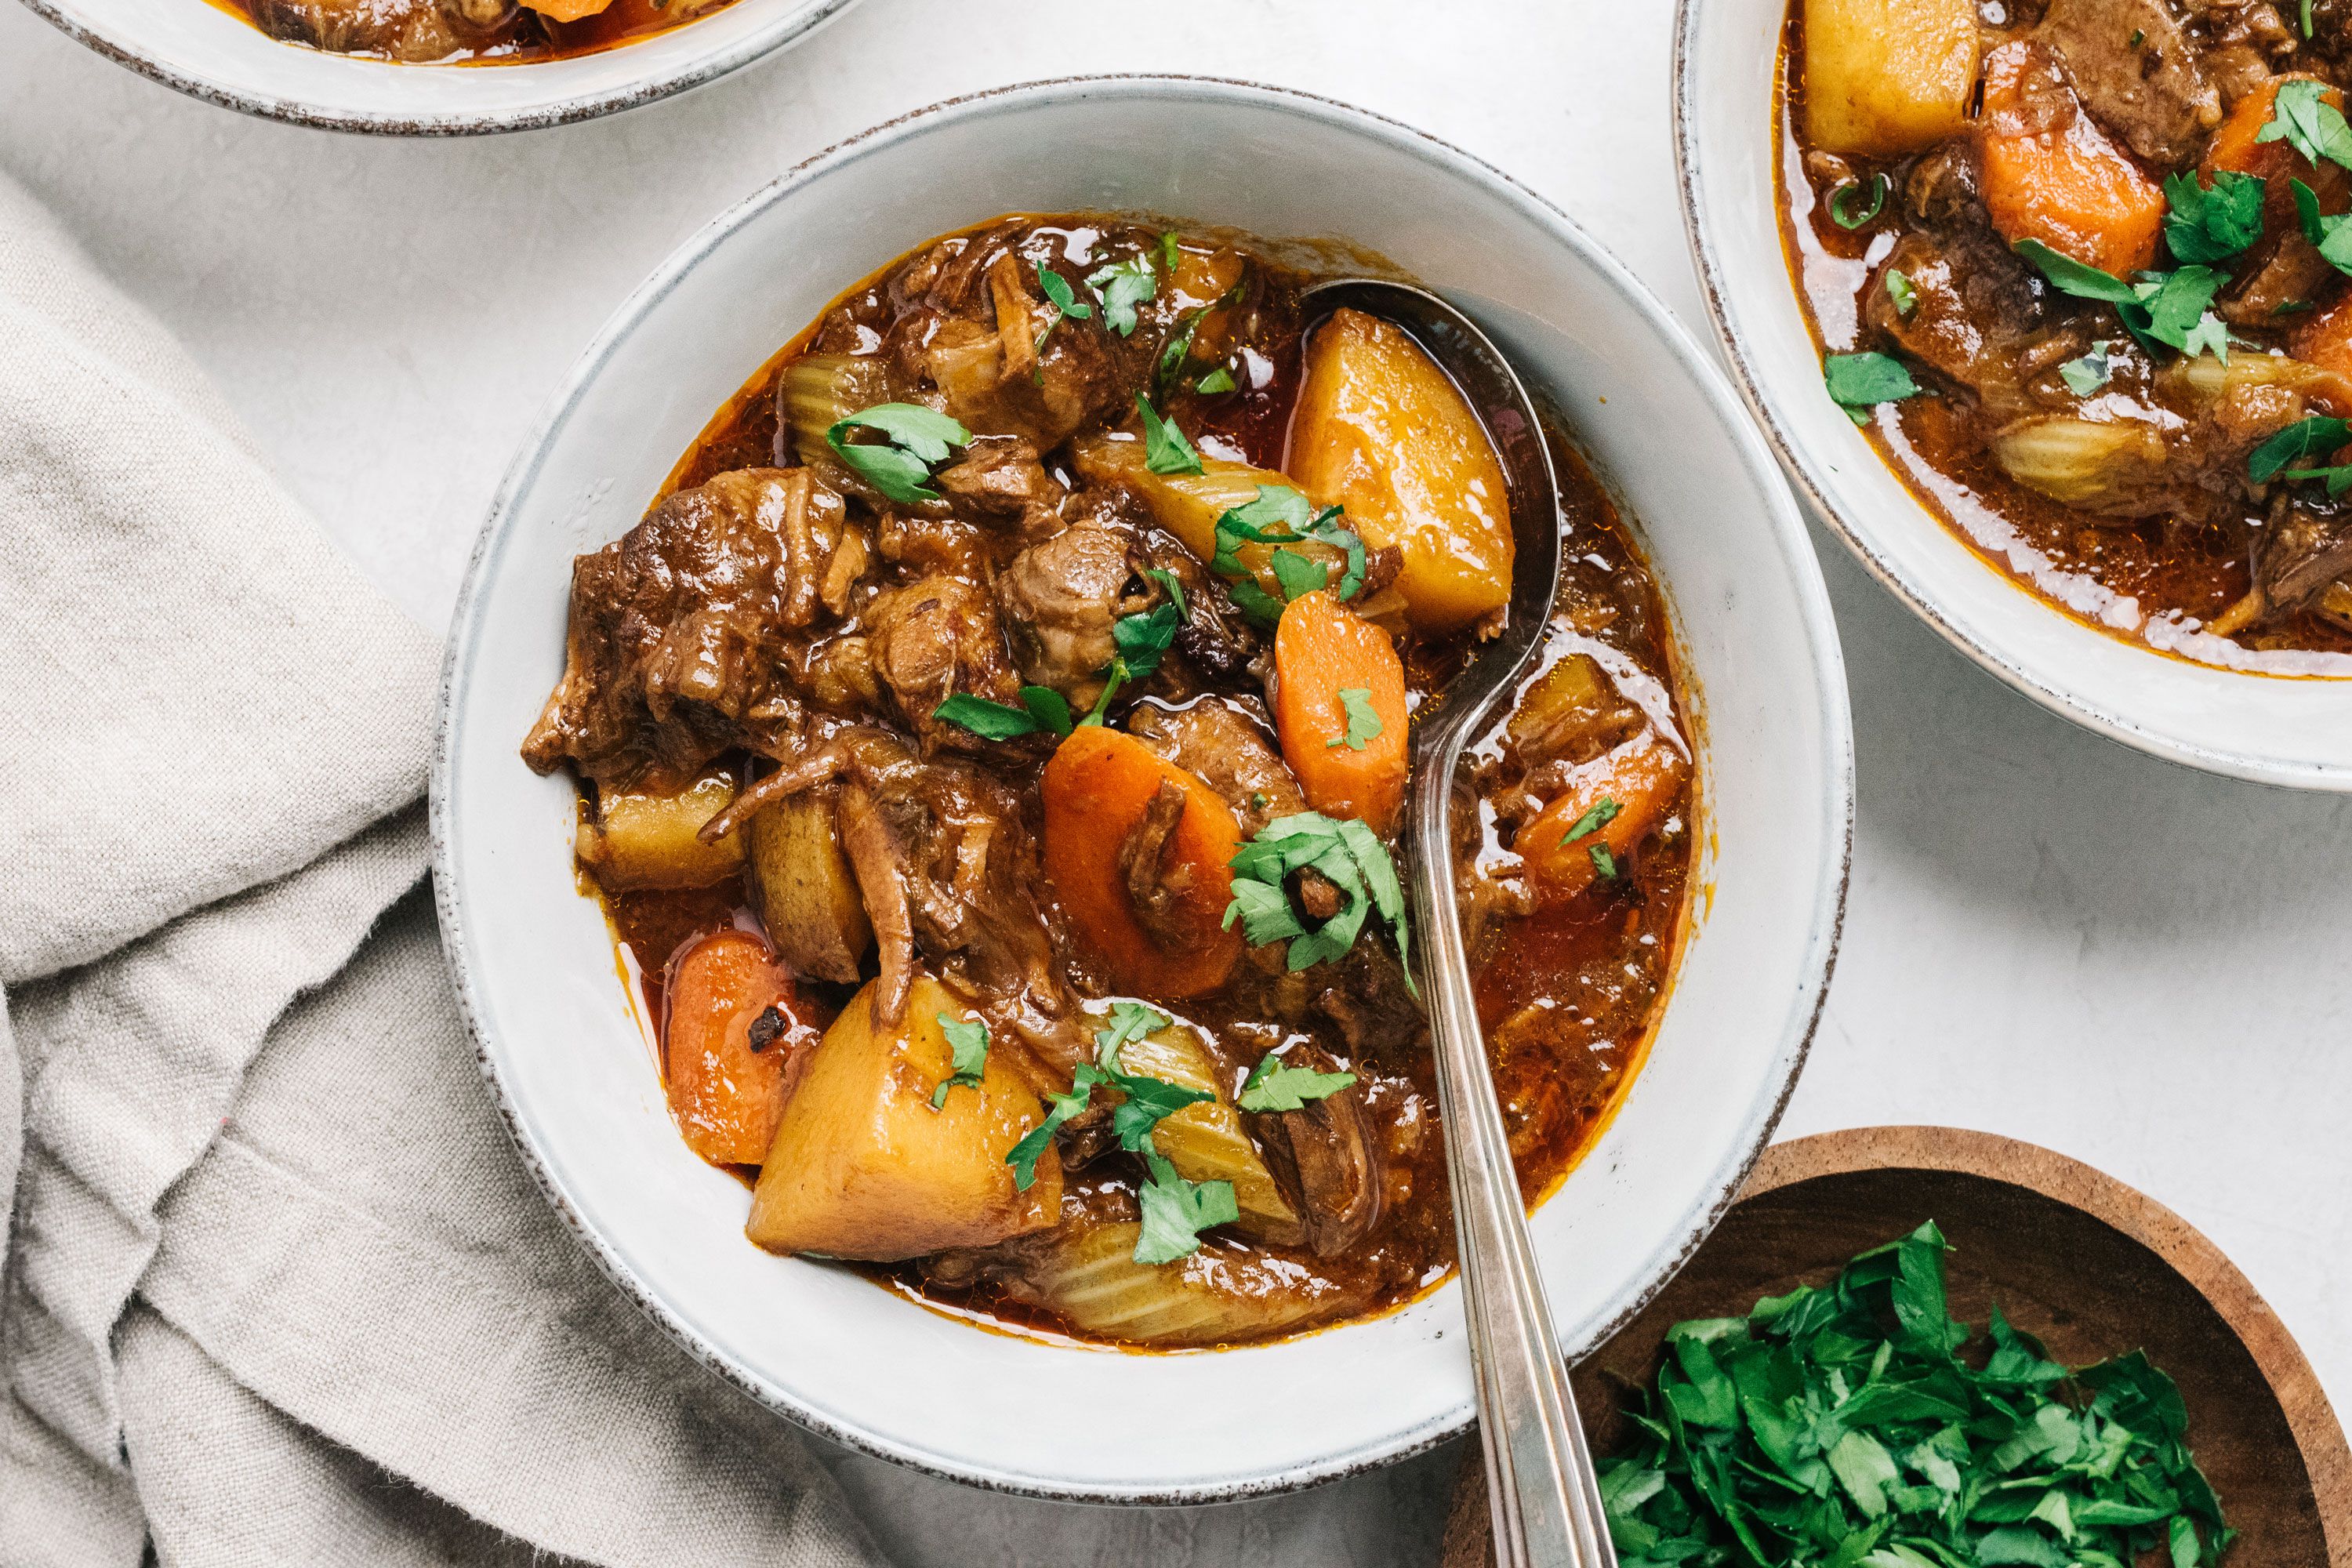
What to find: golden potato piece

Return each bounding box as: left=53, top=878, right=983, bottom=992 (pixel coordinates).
left=1288, top=309, right=1513, bottom=635
left=746, top=975, right=1060, bottom=1261
left=576, top=771, right=744, bottom=891
left=1801, top=0, right=1980, bottom=160
left=747, top=789, right=871, bottom=985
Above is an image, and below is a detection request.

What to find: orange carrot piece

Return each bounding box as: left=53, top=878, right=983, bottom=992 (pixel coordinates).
left=2294, top=292, right=2352, bottom=377
left=1516, top=734, right=1691, bottom=904
left=662, top=929, right=805, bottom=1167
left=1041, top=726, right=1245, bottom=997
left=2204, top=76, right=2341, bottom=183
left=1976, top=42, right=2165, bottom=278
left=1272, top=590, right=1409, bottom=837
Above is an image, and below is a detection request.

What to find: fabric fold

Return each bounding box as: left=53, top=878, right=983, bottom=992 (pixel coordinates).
left=0, top=168, right=884, bottom=1568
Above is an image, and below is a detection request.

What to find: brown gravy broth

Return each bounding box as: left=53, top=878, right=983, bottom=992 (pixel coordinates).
left=577, top=214, right=1697, bottom=1347
left=1777, top=5, right=2352, bottom=671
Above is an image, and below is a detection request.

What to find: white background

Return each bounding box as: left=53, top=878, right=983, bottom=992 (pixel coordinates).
left=4, top=1, right=2346, bottom=1563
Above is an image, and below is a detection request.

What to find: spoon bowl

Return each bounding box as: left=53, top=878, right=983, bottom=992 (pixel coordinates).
left=1301, top=278, right=1611, bottom=1568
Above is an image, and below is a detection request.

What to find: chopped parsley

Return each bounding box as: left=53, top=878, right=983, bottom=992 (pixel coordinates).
left=934, top=685, right=1074, bottom=740
left=1327, top=687, right=1384, bottom=751
left=1208, top=485, right=1367, bottom=626
left=1082, top=583, right=1188, bottom=725
left=2059, top=341, right=2116, bottom=397
left=1033, top=261, right=1092, bottom=354
left=1560, top=795, right=1621, bottom=848
left=1223, top=811, right=1414, bottom=986
left=1588, top=843, right=1620, bottom=880
left=1828, top=173, right=1888, bottom=230
left=1824, top=352, right=1921, bottom=422
left=2258, top=77, right=2352, bottom=172
left=1001, top=1002, right=1239, bottom=1265
left=2161, top=170, right=2264, bottom=265
left=1596, top=1222, right=2234, bottom=1568
left=2289, top=177, right=2352, bottom=277
left=1194, top=365, right=1237, bottom=394
left=1137, top=393, right=1203, bottom=475
left=1087, top=255, right=1159, bottom=336
left=929, top=1013, right=989, bottom=1109
left=1884, top=268, right=1918, bottom=318
left=1236, top=1053, right=1357, bottom=1112
left=825, top=403, right=972, bottom=503
left=2249, top=415, right=2351, bottom=483
left=2009, top=242, right=2227, bottom=363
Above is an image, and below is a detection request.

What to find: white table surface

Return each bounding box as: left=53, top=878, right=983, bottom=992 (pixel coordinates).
left=6, top=0, right=2347, bottom=1562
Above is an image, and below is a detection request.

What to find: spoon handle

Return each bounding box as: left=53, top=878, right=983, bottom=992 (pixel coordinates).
left=1410, top=741, right=1619, bottom=1568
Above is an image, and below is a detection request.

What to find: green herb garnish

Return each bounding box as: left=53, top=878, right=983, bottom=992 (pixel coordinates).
left=1138, top=393, right=1203, bottom=475
left=1824, top=352, right=1921, bottom=421
left=1034, top=261, right=1093, bottom=355
left=1134, top=1151, right=1241, bottom=1264
left=1596, top=1222, right=2234, bottom=1568
left=1327, top=688, right=1383, bottom=751
left=2161, top=170, right=2264, bottom=264
left=1208, top=485, right=1367, bottom=622
left=2288, top=177, right=2352, bottom=278
left=1087, top=255, right=1159, bottom=336
left=2249, top=415, right=2352, bottom=483
left=1194, top=365, right=1237, bottom=394
left=2059, top=341, right=2116, bottom=397
left=2258, top=77, right=2352, bottom=171
left=1884, top=269, right=1918, bottom=318
left=1560, top=796, right=1621, bottom=847
left=2009, top=243, right=2227, bottom=362
left=1236, top=1054, right=1357, bottom=1112
left=929, top=1013, right=990, bottom=1108
left=825, top=403, right=972, bottom=503
left=1588, top=844, right=1620, bottom=880
left=1223, top=811, right=1414, bottom=985
left=1828, top=174, right=1889, bottom=230
left=934, top=685, right=1075, bottom=740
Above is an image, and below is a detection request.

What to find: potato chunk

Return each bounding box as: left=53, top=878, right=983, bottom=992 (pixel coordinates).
left=1801, top=0, right=1980, bottom=159
left=746, top=975, right=1060, bottom=1261
left=1288, top=309, right=1513, bottom=635
left=746, top=789, right=871, bottom=985
left=577, top=770, right=745, bottom=891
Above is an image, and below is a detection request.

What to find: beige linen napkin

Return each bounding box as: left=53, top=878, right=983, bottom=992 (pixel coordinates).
left=0, top=172, right=887, bottom=1568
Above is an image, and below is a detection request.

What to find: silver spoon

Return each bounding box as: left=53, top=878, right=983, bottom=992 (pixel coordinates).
left=1300, top=280, right=1614, bottom=1568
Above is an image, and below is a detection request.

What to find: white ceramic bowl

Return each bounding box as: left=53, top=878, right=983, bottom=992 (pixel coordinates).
left=19, top=0, right=855, bottom=134
left=433, top=76, right=1853, bottom=1501
left=1676, top=0, right=2352, bottom=790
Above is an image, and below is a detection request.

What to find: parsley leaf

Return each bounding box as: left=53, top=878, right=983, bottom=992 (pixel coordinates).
left=1134, top=1151, right=1240, bottom=1264
left=1033, top=261, right=1092, bottom=355
left=2059, top=340, right=2116, bottom=397
left=1087, top=255, right=1159, bottom=336
left=933, top=686, right=1073, bottom=740
left=1270, top=547, right=1329, bottom=602
left=1194, top=365, right=1237, bottom=394
left=2012, top=239, right=2141, bottom=305
left=1588, top=843, right=1620, bottom=880
left=2249, top=414, right=2352, bottom=482
left=1137, top=393, right=1203, bottom=475
left=824, top=403, right=973, bottom=503
left=929, top=1013, right=990, bottom=1108
left=1560, top=795, right=1621, bottom=846
left=1004, top=1064, right=1106, bottom=1189
left=2290, top=177, right=2352, bottom=277
left=1208, top=485, right=1368, bottom=615
left=2161, top=170, right=2264, bottom=264
left=1884, top=268, right=1918, bottom=318
left=2257, top=77, right=2352, bottom=172
left=1327, top=688, right=1383, bottom=751
left=2010, top=243, right=2225, bottom=360
left=1828, top=174, right=1888, bottom=230
left=1222, top=811, right=1414, bottom=986
left=1236, top=1054, right=1357, bottom=1112
left=1597, top=1223, right=2235, bottom=1568
left=1824, top=352, right=1920, bottom=411
left=1082, top=587, right=1188, bottom=724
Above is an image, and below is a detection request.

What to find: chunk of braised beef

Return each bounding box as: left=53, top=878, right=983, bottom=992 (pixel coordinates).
left=2255, top=505, right=2352, bottom=617
left=245, top=0, right=510, bottom=60
left=1245, top=1044, right=1384, bottom=1258
left=521, top=467, right=849, bottom=787
left=996, top=521, right=1152, bottom=706
left=2036, top=0, right=2221, bottom=167
left=864, top=573, right=1024, bottom=753
left=1124, top=695, right=1303, bottom=838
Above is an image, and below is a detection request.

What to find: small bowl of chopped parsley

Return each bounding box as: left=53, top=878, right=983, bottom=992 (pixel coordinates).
left=1443, top=1128, right=2348, bottom=1568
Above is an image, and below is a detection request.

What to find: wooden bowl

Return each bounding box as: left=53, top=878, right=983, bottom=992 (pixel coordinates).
left=1441, top=1127, right=2352, bottom=1567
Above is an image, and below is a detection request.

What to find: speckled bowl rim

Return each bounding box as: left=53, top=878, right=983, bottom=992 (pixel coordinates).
left=1672, top=0, right=2352, bottom=793
left=430, top=74, right=1855, bottom=1502
left=13, top=0, right=859, bottom=136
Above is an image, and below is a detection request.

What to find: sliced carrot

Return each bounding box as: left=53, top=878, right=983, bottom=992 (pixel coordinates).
left=1516, top=733, right=1691, bottom=904
left=1272, top=590, right=1409, bottom=836
left=1041, top=726, right=1244, bottom=997
left=1976, top=42, right=2165, bottom=278
left=662, top=928, right=806, bottom=1167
